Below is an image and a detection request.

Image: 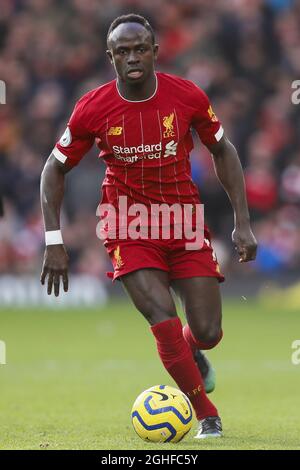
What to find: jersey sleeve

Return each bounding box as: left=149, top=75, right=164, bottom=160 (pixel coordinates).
left=190, top=84, right=224, bottom=146
left=52, top=97, right=95, bottom=167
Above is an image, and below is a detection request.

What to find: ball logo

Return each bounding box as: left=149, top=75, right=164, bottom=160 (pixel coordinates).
left=151, top=390, right=169, bottom=401
left=59, top=127, right=72, bottom=147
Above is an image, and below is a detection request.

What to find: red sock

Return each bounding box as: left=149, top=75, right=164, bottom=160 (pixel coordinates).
left=151, top=317, right=218, bottom=420
left=183, top=324, right=223, bottom=354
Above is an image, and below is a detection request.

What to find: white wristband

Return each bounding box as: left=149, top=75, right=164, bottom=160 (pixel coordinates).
left=45, top=230, right=63, bottom=246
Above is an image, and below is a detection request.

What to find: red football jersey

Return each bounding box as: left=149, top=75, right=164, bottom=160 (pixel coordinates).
left=53, top=72, right=223, bottom=208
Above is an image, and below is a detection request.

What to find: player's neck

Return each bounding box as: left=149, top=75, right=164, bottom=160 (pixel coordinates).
left=117, top=73, right=157, bottom=102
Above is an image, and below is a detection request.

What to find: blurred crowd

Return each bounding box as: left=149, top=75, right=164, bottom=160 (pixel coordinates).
left=0, top=0, right=300, bottom=281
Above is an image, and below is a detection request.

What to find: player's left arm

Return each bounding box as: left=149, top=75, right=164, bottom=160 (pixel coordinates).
left=207, top=135, right=257, bottom=263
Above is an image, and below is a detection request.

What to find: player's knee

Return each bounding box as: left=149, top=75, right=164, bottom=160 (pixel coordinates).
left=138, top=297, right=176, bottom=326
left=194, top=323, right=222, bottom=348
left=142, top=304, right=176, bottom=326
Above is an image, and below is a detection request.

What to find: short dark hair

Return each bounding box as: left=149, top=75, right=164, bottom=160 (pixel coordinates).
left=107, top=14, right=155, bottom=47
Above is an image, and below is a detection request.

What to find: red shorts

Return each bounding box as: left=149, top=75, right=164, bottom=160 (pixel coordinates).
left=104, top=227, right=225, bottom=283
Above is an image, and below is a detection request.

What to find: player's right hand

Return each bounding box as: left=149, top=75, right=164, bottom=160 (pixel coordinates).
left=40, top=245, right=69, bottom=297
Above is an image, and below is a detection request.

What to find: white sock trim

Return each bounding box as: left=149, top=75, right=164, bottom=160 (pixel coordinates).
left=52, top=147, right=67, bottom=163
left=45, top=230, right=63, bottom=246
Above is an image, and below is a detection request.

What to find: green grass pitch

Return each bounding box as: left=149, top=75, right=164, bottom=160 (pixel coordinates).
left=0, top=298, right=299, bottom=450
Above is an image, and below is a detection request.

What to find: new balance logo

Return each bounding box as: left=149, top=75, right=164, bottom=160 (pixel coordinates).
left=164, top=140, right=178, bottom=157
left=108, top=127, right=123, bottom=136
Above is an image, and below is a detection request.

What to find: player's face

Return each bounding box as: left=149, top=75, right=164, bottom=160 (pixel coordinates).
left=107, top=23, right=158, bottom=85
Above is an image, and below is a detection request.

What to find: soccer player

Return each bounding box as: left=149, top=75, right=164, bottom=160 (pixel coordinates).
left=40, top=14, right=257, bottom=439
